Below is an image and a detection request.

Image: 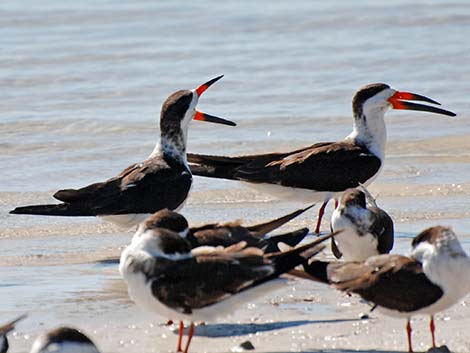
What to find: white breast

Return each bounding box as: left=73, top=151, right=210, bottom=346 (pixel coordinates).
left=331, top=207, right=378, bottom=261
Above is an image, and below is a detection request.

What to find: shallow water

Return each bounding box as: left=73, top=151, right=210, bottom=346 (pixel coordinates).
left=1, top=1, right=470, bottom=351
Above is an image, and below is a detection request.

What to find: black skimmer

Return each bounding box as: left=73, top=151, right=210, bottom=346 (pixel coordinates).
left=142, top=204, right=314, bottom=253
left=330, top=187, right=394, bottom=260
left=298, top=226, right=470, bottom=352
left=30, top=327, right=100, bottom=353
left=10, top=76, right=236, bottom=228
left=119, top=224, right=338, bottom=353
left=187, top=84, right=456, bottom=234
left=0, top=315, right=26, bottom=353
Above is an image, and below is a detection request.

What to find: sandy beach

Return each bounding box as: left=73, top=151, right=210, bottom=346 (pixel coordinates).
left=2, top=1, right=470, bottom=352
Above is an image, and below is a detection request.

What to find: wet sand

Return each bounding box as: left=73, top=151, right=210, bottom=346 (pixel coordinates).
left=2, top=1, right=470, bottom=351
left=2, top=149, right=470, bottom=353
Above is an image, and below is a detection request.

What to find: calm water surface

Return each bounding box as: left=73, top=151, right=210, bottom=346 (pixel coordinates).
left=1, top=1, right=470, bottom=349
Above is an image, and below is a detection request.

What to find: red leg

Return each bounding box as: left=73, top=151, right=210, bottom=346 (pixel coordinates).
left=430, top=315, right=436, bottom=348
left=177, top=321, right=184, bottom=352
left=314, top=201, right=329, bottom=234
left=406, top=319, right=413, bottom=353
left=183, top=322, right=195, bottom=353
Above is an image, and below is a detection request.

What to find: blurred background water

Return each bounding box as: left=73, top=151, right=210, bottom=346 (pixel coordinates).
left=1, top=1, right=470, bottom=347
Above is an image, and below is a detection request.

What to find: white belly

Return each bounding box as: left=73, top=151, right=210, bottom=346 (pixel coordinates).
left=99, top=198, right=188, bottom=229
left=121, top=262, right=288, bottom=323
left=242, top=182, right=336, bottom=203
left=331, top=207, right=378, bottom=261
left=99, top=214, right=152, bottom=229
left=334, top=228, right=379, bottom=261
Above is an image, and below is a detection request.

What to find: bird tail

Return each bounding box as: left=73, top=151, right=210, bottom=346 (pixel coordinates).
left=232, top=230, right=340, bottom=296
left=291, top=260, right=331, bottom=284
left=187, top=153, right=249, bottom=180
left=247, top=204, right=315, bottom=235
left=267, top=230, right=340, bottom=276
left=263, top=227, right=309, bottom=253
left=10, top=203, right=95, bottom=217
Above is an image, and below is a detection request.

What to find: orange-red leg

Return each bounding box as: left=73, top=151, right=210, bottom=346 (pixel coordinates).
left=314, top=201, right=329, bottom=234
left=177, top=321, right=184, bottom=352
left=406, top=319, right=413, bottom=352
left=182, top=322, right=195, bottom=353
left=430, top=315, right=436, bottom=348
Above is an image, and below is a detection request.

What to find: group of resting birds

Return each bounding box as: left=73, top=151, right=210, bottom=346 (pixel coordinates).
left=6, top=76, right=470, bottom=353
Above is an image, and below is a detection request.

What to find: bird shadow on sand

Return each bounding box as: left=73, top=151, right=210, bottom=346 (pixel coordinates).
left=264, top=348, right=408, bottom=353
left=177, top=318, right=359, bottom=338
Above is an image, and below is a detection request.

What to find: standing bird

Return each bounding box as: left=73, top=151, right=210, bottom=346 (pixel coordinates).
left=187, top=84, right=455, bottom=233
left=0, top=315, right=26, bottom=353
left=142, top=204, right=314, bottom=253
left=299, top=226, right=470, bottom=352
left=330, top=187, right=394, bottom=261
left=30, top=327, right=100, bottom=353
left=120, top=224, right=338, bottom=353
left=10, top=76, right=236, bottom=228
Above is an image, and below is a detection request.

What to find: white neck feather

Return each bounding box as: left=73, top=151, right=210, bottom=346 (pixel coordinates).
left=346, top=107, right=387, bottom=160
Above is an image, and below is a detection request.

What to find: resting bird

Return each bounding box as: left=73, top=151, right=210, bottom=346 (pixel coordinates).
left=11, top=76, right=235, bottom=228
left=188, top=84, right=455, bottom=233
left=30, top=327, right=100, bottom=353
left=330, top=187, right=394, bottom=260
left=120, top=222, right=338, bottom=353
left=298, top=226, right=470, bottom=352
left=142, top=204, right=314, bottom=253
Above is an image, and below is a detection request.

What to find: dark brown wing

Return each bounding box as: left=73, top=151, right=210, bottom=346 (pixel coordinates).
left=189, top=142, right=381, bottom=192
left=327, top=255, right=443, bottom=312
left=188, top=225, right=265, bottom=248
left=369, top=207, right=394, bottom=254
left=150, top=253, right=272, bottom=313
left=149, top=232, right=335, bottom=313
left=51, top=156, right=192, bottom=215
left=330, top=238, right=343, bottom=259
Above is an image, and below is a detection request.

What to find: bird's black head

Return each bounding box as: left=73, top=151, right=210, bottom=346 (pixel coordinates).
left=0, top=335, right=8, bottom=353
left=144, top=209, right=189, bottom=237
left=30, top=327, right=100, bottom=353
left=340, top=188, right=367, bottom=209
left=411, top=226, right=453, bottom=248
left=159, top=75, right=235, bottom=142
left=352, top=83, right=456, bottom=119
left=352, top=83, right=391, bottom=118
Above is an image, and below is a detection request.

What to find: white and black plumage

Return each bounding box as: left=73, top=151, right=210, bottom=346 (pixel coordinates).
left=299, top=226, right=470, bottom=352
left=119, top=221, right=338, bottom=353
left=30, top=327, right=100, bottom=353
left=0, top=315, right=26, bottom=353
left=10, top=76, right=236, bottom=228
left=187, top=84, right=456, bottom=233
left=330, top=187, right=393, bottom=261
left=142, top=204, right=314, bottom=253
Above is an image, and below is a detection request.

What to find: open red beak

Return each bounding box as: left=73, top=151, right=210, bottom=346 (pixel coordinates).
left=388, top=91, right=456, bottom=117
left=193, top=111, right=236, bottom=126
left=193, top=75, right=237, bottom=126
left=195, top=75, right=224, bottom=97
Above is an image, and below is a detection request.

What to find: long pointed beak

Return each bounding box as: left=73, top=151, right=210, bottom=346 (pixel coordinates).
left=0, top=314, right=27, bottom=335
left=193, top=111, right=236, bottom=126
left=195, top=75, right=224, bottom=97
left=388, top=91, right=456, bottom=117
